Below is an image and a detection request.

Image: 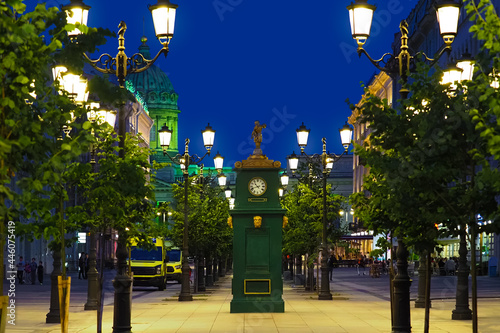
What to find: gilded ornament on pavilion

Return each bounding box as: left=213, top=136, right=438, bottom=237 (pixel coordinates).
left=282, top=216, right=288, bottom=228
left=253, top=216, right=262, bottom=228
left=227, top=216, right=233, bottom=229
left=251, top=121, right=266, bottom=153
left=234, top=121, right=282, bottom=168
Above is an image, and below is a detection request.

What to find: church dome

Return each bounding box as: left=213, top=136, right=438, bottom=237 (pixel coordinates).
left=125, top=37, right=179, bottom=114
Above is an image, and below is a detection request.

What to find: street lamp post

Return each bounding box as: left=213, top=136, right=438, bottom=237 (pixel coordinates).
left=441, top=53, right=476, bottom=321
left=84, top=104, right=117, bottom=311
left=158, top=123, right=219, bottom=301
left=61, top=0, right=178, bottom=331
left=288, top=122, right=353, bottom=300
left=346, top=1, right=460, bottom=331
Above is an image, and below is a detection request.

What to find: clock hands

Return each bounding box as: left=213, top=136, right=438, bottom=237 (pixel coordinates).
left=249, top=177, right=266, bottom=195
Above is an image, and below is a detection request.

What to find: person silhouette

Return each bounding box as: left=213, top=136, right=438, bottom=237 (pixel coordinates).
left=79, top=252, right=86, bottom=279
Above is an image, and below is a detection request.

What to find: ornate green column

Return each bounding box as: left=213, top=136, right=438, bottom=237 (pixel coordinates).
left=230, top=122, right=285, bottom=313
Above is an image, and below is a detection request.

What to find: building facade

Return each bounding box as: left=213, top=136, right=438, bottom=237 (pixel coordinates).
left=126, top=38, right=237, bottom=220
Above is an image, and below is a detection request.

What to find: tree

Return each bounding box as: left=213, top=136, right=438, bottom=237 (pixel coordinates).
left=466, top=0, right=500, bottom=161
left=67, top=126, right=158, bottom=331
left=349, top=59, right=499, bottom=331
left=282, top=183, right=322, bottom=257
left=0, top=2, right=116, bottom=330
left=0, top=0, right=109, bottom=298
left=68, top=128, right=159, bottom=245
left=281, top=169, right=343, bottom=290
left=166, top=175, right=231, bottom=284
left=462, top=2, right=500, bottom=331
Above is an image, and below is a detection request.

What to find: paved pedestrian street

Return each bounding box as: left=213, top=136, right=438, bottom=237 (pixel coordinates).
left=4, top=268, right=500, bottom=332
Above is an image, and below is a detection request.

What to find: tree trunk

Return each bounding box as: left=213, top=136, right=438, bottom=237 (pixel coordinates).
left=197, top=256, right=206, bottom=292
left=295, top=255, right=302, bottom=275
left=471, top=164, right=478, bottom=333
left=193, top=258, right=198, bottom=294
left=205, top=255, right=213, bottom=287
left=98, top=231, right=106, bottom=333
left=479, top=233, right=483, bottom=276
left=305, top=254, right=315, bottom=292
left=424, top=251, right=432, bottom=333
left=316, top=254, right=320, bottom=294
left=213, top=258, right=219, bottom=282
left=219, top=257, right=226, bottom=277
left=470, top=222, right=478, bottom=333
left=389, top=236, right=395, bottom=328
left=309, top=263, right=315, bottom=291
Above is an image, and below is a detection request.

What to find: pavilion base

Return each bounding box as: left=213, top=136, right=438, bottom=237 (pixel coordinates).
left=230, top=299, right=284, bottom=313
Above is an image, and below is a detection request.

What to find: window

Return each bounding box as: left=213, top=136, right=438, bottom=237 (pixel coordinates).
left=129, top=247, right=162, bottom=261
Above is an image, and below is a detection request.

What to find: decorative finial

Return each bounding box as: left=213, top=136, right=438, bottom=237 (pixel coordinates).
left=140, top=17, right=148, bottom=47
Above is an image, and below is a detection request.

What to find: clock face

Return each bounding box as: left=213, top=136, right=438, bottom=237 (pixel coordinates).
left=248, top=177, right=267, bottom=196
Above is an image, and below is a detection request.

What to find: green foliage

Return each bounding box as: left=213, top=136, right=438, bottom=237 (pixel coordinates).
left=0, top=1, right=99, bottom=246
left=281, top=180, right=343, bottom=259
left=282, top=183, right=320, bottom=256
left=349, top=57, right=499, bottom=252
left=0, top=0, right=113, bottom=283
left=375, top=236, right=391, bottom=252
left=88, top=75, right=134, bottom=107
left=464, top=1, right=500, bottom=196
left=0, top=0, right=128, bottom=276
left=369, top=248, right=385, bottom=259
left=166, top=176, right=231, bottom=258
left=1, top=1, right=58, bottom=222
left=67, top=127, right=159, bottom=249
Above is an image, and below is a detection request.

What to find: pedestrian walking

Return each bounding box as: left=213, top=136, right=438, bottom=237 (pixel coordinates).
left=357, top=256, right=366, bottom=275
left=24, top=262, right=31, bottom=284
left=30, top=258, right=38, bottom=285
left=38, top=261, right=44, bottom=285
left=381, top=260, right=388, bottom=275
left=17, top=256, right=25, bottom=284
left=445, top=258, right=456, bottom=275
left=84, top=253, right=89, bottom=279
left=79, top=252, right=86, bottom=279
left=438, top=258, right=446, bottom=276
left=327, top=255, right=335, bottom=281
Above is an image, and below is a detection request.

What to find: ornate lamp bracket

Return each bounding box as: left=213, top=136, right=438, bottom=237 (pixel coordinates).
left=296, top=137, right=346, bottom=178
left=82, top=21, right=169, bottom=88
left=357, top=19, right=453, bottom=81
left=162, top=138, right=211, bottom=173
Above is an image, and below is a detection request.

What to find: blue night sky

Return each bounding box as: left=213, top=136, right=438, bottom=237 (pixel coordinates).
left=48, top=0, right=413, bottom=167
